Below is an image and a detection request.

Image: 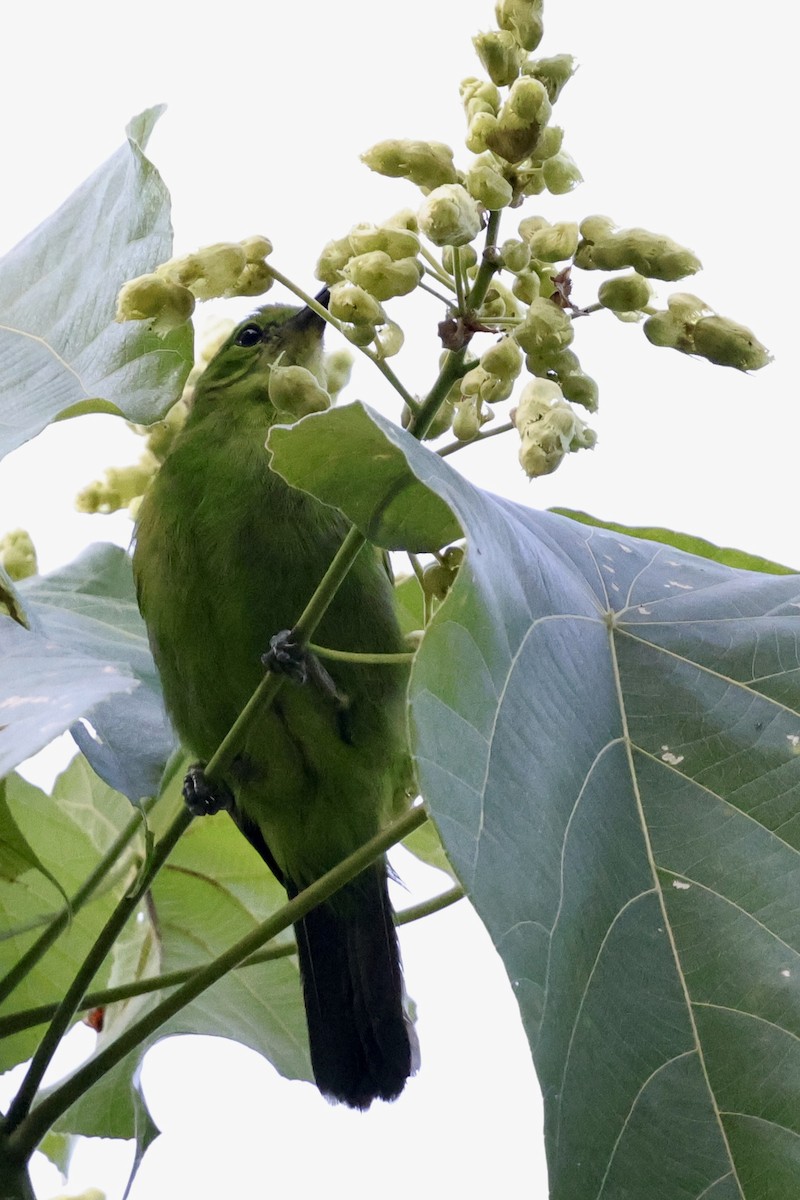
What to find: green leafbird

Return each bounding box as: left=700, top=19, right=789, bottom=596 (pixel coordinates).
left=133, top=295, right=418, bottom=1109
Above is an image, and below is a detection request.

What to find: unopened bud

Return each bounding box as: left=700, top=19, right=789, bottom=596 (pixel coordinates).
left=525, top=220, right=579, bottom=262
left=453, top=397, right=486, bottom=440
left=115, top=274, right=195, bottom=334
left=542, top=151, right=583, bottom=194
left=465, top=162, right=514, bottom=210
left=324, top=349, right=353, bottom=398
left=374, top=320, right=405, bottom=358
left=590, top=228, right=701, bottom=281
left=480, top=336, right=523, bottom=379
left=597, top=273, right=652, bottom=312
left=473, top=30, right=526, bottom=87
left=343, top=251, right=422, bottom=300
left=361, top=140, right=458, bottom=190
left=328, top=282, right=385, bottom=326
left=460, top=77, right=502, bottom=119
left=692, top=315, right=772, bottom=371
left=531, top=124, right=564, bottom=162
left=348, top=223, right=420, bottom=261
left=268, top=361, right=331, bottom=417
left=0, top=529, right=37, bottom=580
left=316, top=236, right=355, bottom=284
left=418, top=184, right=482, bottom=248
left=560, top=372, right=599, bottom=411
left=495, top=0, right=544, bottom=51
left=513, top=297, right=574, bottom=356
left=512, top=270, right=541, bottom=304
left=522, top=55, right=577, bottom=103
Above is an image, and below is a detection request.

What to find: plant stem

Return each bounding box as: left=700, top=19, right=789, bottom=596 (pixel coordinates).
left=467, top=209, right=503, bottom=311
left=0, top=886, right=464, bottom=1039
left=7, top=805, right=428, bottom=1158
left=0, top=795, right=157, bottom=1007
left=307, top=642, right=415, bottom=665
left=2, top=804, right=193, bottom=1138
left=437, top=419, right=515, bottom=459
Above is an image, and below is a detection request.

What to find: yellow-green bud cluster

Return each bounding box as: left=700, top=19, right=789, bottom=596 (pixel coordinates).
left=75, top=458, right=159, bottom=516
left=421, top=545, right=465, bottom=602
left=514, top=378, right=596, bottom=477
left=361, top=140, right=458, bottom=192
left=268, top=358, right=331, bottom=419
left=644, top=294, right=772, bottom=371
left=115, top=237, right=274, bottom=334
left=454, top=337, right=523, bottom=437
left=477, top=77, right=553, bottom=164
left=317, top=220, right=423, bottom=311
left=472, top=30, right=527, bottom=87
left=0, top=529, right=37, bottom=581
left=575, top=217, right=701, bottom=281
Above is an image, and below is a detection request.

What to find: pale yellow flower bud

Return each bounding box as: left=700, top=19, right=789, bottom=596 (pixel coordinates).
left=513, top=297, right=574, bottom=356
left=598, top=273, right=652, bottom=312
left=343, top=252, right=423, bottom=300
left=481, top=336, right=523, bottom=379
left=374, top=320, right=405, bottom=358
left=472, top=30, right=526, bottom=87
left=418, top=184, right=482, bottom=248
left=268, top=360, right=331, bottom=418
left=465, top=162, right=514, bottom=210
left=328, top=282, right=385, bottom=326
left=324, top=349, right=353, bottom=398
left=115, top=274, right=195, bottom=334
left=495, top=0, right=544, bottom=51
left=361, top=140, right=458, bottom=190
left=692, top=316, right=772, bottom=371
left=526, top=221, right=579, bottom=262
left=542, top=151, right=583, bottom=194
left=0, top=529, right=37, bottom=580
left=522, top=54, right=577, bottom=102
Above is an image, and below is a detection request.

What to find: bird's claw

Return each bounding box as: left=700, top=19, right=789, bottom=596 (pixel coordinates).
left=183, top=762, right=234, bottom=816
left=262, top=629, right=350, bottom=711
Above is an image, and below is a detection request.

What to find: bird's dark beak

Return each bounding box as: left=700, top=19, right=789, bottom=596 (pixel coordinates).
left=291, top=287, right=330, bottom=334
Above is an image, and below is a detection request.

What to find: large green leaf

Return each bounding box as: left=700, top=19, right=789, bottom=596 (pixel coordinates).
left=553, top=508, right=798, bottom=575
left=50, top=766, right=310, bottom=1143
left=269, top=402, right=800, bottom=1197
left=0, top=107, right=192, bottom=461
left=19, top=543, right=176, bottom=800
left=0, top=760, right=144, bottom=1071
left=0, top=615, right=136, bottom=779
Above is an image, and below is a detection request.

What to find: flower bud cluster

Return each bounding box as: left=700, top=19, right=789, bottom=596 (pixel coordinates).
left=116, top=237, right=274, bottom=334
left=316, top=215, right=424, bottom=350
left=575, top=217, right=701, bottom=281
left=268, top=357, right=331, bottom=419
left=644, top=294, right=772, bottom=371
left=452, top=335, right=524, bottom=441
left=513, top=378, right=596, bottom=477
left=0, top=529, right=38, bottom=581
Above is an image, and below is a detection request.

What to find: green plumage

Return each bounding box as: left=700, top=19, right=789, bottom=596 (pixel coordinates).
left=133, top=300, right=416, bottom=1108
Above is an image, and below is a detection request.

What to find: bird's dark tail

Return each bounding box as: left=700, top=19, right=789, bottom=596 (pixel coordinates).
left=289, top=862, right=418, bottom=1110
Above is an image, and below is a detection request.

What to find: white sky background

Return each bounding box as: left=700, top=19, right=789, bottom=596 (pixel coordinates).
left=0, top=1, right=794, bottom=1197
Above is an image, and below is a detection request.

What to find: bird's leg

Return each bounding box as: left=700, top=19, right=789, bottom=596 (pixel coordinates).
left=182, top=762, right=234, bottom=816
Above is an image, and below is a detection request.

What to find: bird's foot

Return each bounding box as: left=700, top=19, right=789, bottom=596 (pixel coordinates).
left=262, top=630, right=350, bottom=711
left=183, top=762, right=234, bottom=816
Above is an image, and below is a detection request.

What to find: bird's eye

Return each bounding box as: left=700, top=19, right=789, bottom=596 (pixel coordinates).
left=234, top=323, right=262, bottom=348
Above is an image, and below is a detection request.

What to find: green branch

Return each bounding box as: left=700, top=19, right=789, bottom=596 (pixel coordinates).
left=7, top=804, right=428, bottom=1158
left=308, top=642, right=415, bottom=666
left=0, top=885, right=464, bottom=1039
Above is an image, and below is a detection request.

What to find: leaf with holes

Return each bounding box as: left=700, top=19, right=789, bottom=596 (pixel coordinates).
left=269, top=401, right=800, bottom=1198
